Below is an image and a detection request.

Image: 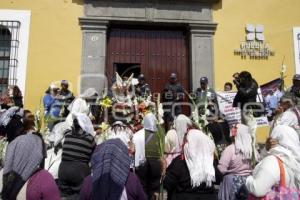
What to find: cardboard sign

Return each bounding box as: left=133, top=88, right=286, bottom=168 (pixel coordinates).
left=217, top=91, right=269, bottom=127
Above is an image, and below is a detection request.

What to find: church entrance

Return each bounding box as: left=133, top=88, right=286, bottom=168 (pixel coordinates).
left=106, top=26, right=190, bottom=94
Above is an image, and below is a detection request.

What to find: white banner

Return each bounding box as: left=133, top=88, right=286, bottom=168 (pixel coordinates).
left=217, top=91, right=269, bottom=127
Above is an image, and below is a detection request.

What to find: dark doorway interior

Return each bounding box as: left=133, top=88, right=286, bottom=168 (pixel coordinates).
left=114, top=63, right=141, bottom=79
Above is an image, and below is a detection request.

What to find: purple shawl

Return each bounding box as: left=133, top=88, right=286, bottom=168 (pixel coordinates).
left=218, top=174, right=234, bottom=200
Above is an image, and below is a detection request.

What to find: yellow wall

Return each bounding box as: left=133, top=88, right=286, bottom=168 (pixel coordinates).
left=213, top=0, right=300, bottom=90
left=213, top=0, right=300, bottom=143
left=0, top=0, right=83, bottom=112
left=1, top=0, right=299, bottom=141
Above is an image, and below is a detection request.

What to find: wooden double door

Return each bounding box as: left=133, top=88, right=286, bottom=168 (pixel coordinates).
left=106, top=26, right=190, bottom=94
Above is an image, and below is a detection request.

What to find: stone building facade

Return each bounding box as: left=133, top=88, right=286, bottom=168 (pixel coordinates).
left=79, top=0, right=219, bottom=93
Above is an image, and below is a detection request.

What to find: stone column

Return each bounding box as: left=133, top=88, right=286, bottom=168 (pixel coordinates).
left=189, top=23, right=217, bottom=91
left=79, top=18, right=108, bottom=95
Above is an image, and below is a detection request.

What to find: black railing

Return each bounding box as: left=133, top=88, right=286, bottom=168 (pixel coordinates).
left=0, top=21, right=20, bottom=94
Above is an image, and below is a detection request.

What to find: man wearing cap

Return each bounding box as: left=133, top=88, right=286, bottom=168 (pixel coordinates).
left=194, top=77, right=218, bottom=116
left=285, top=74, right=300, bottom=110
left=43, top=84, right=62, bottom=130
left=43, top=84, right=60, bottom=117
left=136, top=74, right=151, bottom=98
left=162, top=73, right=185, bottom=130
left=57, top=80, right=75, bottom=117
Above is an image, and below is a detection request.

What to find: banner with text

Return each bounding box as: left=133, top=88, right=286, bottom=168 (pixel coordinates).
left=217, top=91, right=269, bottom=127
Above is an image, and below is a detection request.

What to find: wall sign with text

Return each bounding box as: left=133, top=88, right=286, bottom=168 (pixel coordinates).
left=234, top=24, right=275, bottom=59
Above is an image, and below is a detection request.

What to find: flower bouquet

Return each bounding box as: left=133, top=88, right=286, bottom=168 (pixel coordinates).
left=96, top=122, right=111, bottom=144
left=100, top=96, right=113, bottom=108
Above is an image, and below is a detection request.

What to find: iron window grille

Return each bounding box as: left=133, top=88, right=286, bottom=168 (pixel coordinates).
left=0, top=20, right=20, bottom=94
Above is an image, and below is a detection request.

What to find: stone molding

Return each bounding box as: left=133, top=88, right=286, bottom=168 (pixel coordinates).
left=84, top=1, right=213, bottom=23
left=189, top=22, right=218, bottom=35
left=79, top=17, right=109, bottom=31
left=79, top=2, right=218, bottom=91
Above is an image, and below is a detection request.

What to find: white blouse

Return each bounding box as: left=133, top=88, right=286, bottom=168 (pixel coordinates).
left=246, top=155, right=291, bottom=197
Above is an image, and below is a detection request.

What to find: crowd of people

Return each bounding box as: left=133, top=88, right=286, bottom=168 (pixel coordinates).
left=0, top=71, right=299, bottom=200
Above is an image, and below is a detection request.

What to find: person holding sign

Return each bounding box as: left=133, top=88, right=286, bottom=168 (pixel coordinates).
left=224, top=82, right=233, bottom=92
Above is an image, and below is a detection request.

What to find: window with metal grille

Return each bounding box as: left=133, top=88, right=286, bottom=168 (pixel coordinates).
left=0, top=21, right=20, bottom=94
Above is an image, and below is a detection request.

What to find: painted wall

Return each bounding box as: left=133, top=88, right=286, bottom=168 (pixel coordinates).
left=213, top=0, right=300, bottom=90
left=1, top=0, right=299, bottom=141
left=0, top=0, right=83, bottom=111
left=213, top=0, right=300, bottom=142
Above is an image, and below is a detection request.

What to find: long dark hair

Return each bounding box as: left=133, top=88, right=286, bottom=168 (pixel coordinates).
left=72, top=118, right=85, bottom=136
left=23, top=113, right=35, bottom=132
left=45, top=87, right=51, bottom=94
left=12, top=85, right=22, bottom=98
left=239, top=71, right=253, bottom=87
left=239, top=71, right=252, bottom=81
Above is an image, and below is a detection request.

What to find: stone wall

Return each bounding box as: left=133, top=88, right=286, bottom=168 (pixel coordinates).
left=80, top=0, right=217, bottom=93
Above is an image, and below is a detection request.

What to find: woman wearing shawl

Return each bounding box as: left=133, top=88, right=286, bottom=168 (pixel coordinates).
left=66, top=88, right=99, bottom=126
left=218, top=124, right=255, bottom=200
left=163, top=129, right=217, bottom=200
left=58, top=113, right=96, bottom=198
left=1, top=133, right=60, bottom=200
left=273, top=94, right=300, bottom=132
left=0, top=106, right=24, bottom=142
left=0, top=110, right=35, bottom=168
left=135, top=112, right=163, bottom=200
left=246, top=125, right=300, bottom=198
left=45, top=121, right=71, bottom=181
left=164, top=114, right=192, bottom=166
left=106, top=121, right=134, bottom=147
left=80, top=138, right=147, bottom=200
left=103, top=120, right=135, bottom=171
